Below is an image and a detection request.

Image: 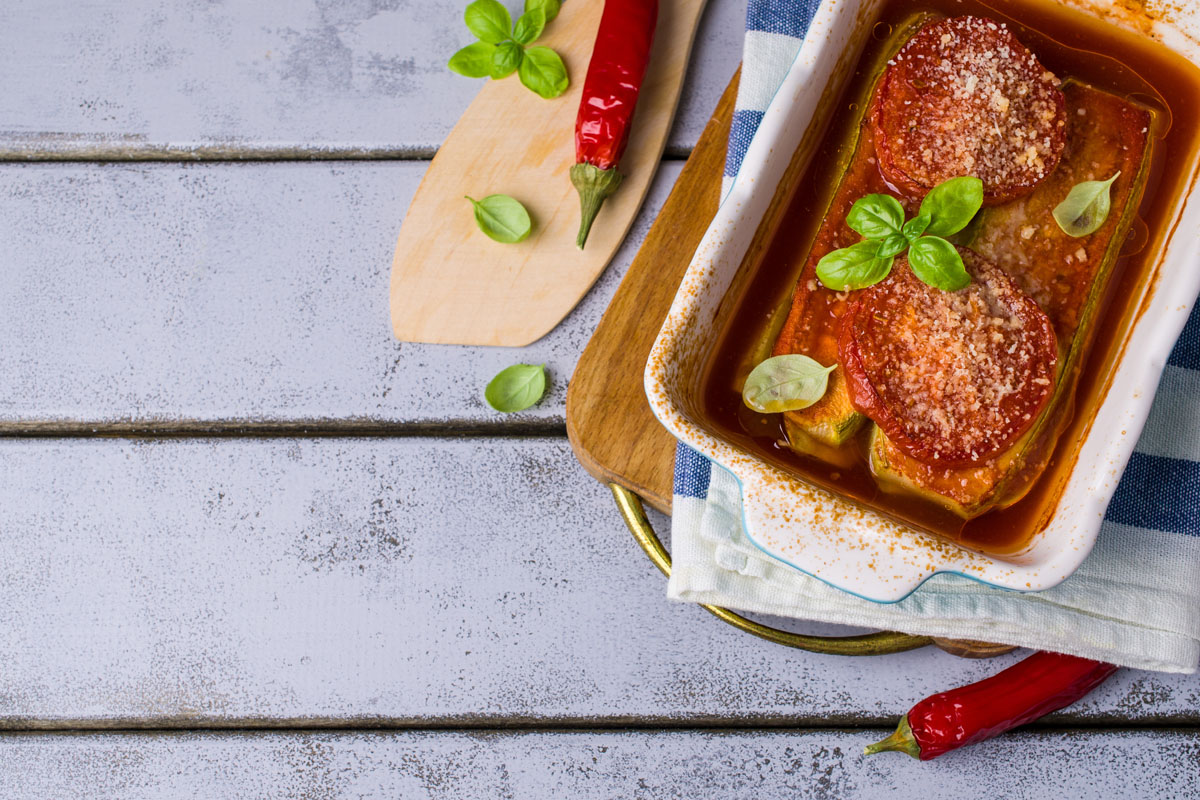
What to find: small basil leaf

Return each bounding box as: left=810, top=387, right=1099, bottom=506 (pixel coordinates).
left=742, top=355, right=836, bottom=414
left=920, top=176, right=984, bottom=237
left=903, top=212, right=931, bottom=242
left=490, top=41, right=524, bottom=79
left=1052, top=171, right=1121, bottom=237
left=816, top=241, right=894, bottom=291
left=518, top=46, right=568, bottom=98
left=846, top=193, right=905, bottom=239
left=485, top=364, right=546, bottom=413
left=525, top=0, right=561, bottom=22
left=466, top=194, right=532, bottom=243
left=512, top=8, right=546, bottom=45
left=464, top=0, right=512, bottom=44
left=907, top=236, right=970, bottom=291
left=448, top=42, right=497, bottom=78
left=876, top=233, right=909, bottom=259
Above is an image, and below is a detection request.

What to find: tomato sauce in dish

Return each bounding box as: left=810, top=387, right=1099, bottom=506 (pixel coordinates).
left=698, top=0, right=1200, bottom=553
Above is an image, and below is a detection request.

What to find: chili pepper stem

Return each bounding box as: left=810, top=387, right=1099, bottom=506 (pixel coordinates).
left=863, top=715, right=922, bottom=759
left=571, top=163, right=623, bottom=249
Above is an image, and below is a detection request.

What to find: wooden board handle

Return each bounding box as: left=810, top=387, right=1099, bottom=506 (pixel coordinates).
left=611, top=484, right=933, bottom=656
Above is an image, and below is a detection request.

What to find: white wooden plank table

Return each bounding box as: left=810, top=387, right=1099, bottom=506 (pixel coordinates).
left=0, top=1, right=1195, bottom=796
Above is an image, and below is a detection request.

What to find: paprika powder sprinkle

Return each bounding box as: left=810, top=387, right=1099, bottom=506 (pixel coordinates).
left=865, top=651, right=1118, bottom=760
left=571, top=0, right=658, bottom=249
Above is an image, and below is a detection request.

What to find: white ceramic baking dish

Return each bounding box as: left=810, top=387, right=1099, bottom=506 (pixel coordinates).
left=645, top=0, right=1200, bottom=602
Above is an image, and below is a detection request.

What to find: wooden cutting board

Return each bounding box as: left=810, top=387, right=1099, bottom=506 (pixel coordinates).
left=390, top=0, right=709, bottom=347
left=565, top=69, right=737, bottom=515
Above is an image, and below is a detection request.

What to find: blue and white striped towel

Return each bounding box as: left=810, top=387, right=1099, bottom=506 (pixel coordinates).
left=667, top=0, right=1200, bottom=673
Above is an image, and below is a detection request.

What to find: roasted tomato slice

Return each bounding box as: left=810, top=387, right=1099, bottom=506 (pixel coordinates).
left=871, top=15, right=1066, bottom=205
left=839, top=249, right=1057, bottom=466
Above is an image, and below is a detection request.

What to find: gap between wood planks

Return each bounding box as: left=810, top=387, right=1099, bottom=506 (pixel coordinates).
left=0, top=720, right=1195, bottom=734
left=0, top=421, right=568, bottom=438
left=0, top=147, right=694, bottom=162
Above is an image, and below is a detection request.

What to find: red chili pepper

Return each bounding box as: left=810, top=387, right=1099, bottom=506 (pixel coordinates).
left=865, top=651, right=1118, bottom=760
left=571, top=0, right=658, bottom=249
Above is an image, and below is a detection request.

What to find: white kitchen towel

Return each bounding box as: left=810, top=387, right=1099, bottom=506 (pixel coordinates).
left=666, top=0, right=1200, bottom=673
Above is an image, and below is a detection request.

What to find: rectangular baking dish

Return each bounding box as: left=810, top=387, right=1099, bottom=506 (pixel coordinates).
left=644, top=0, right=1200, bottom=602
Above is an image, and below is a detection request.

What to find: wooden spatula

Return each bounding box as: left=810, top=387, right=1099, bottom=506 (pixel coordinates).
left=390, top=0, right=709, bottom=346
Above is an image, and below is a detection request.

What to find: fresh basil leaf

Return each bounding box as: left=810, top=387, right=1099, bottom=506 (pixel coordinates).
left=876, top=233, right=908, bottom=259
left=464, top=0, right=512, bottom=44
left=512, top=7, right=546, bottom=45
left=816, top=241, right=893, bottom=291
left=524, top=0, right=561, bottom=22
left=490, top=41, right=524, bottom=78
left=846, top=193, right=905, bottom=239
left=448, top=41, right=497, bottom=78
left=907, top=236, right=970, bottom=291
left=920, top=176, right=984, bottom=237
left=902, top=212, right=931, bottom=242
left=742, top=355, right=836, bottom=414
left=485, top=364, right=546, bottom=412
left=518, top=46, right=568, bottom=98
left=1053, top=171, right=1120, bottom=237
left=466, top=194, right=532, bottom=243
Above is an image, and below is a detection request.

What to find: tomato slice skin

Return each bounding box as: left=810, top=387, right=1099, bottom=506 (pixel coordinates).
left=871, top=15, right=1067, bottom=206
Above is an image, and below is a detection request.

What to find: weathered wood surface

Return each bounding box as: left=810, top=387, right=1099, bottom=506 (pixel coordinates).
left=0, top=161, right=681, bottom=430
left=0, top=437, right=1195, bottom=728
left=0, top=0, right=742, bottom=159
left=1, top=730, right=1197, bottom=798
left=0, top=0, right=1196, bottom=792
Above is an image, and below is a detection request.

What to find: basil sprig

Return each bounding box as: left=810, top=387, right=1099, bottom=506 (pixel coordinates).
left=816, top=176, right=983, bottom=293
left=1052, top=171, right=1120, bottom=237
left=448, top=0, right=568, bottom=99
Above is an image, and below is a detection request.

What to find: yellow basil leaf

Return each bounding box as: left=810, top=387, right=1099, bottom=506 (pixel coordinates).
left=742, top=355, right=836, bottom=414
left=1053, top=172, right=1120, bottom=237
left=466, top=194, right=532, bottom=243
